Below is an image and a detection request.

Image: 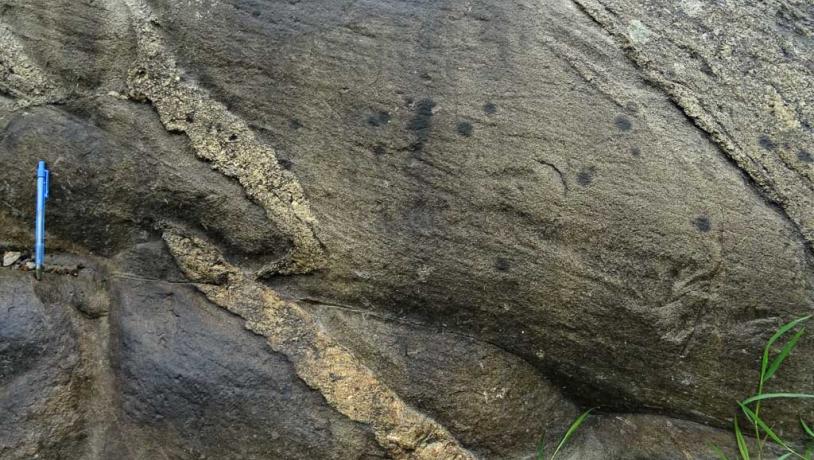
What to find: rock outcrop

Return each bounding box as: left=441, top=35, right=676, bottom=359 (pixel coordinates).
left=1, top=0, right=812, bottom=458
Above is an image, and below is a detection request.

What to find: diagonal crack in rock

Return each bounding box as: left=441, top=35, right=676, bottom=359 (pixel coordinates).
left=162, top=228, right=477, bottom=460
left=571, top=0, right=814, bottom=255
left=119, top=0, right=326, bottom=276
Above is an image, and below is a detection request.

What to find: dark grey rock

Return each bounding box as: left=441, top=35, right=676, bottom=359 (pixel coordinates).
left=0, top=270, right=86, bottom=460
left=152, top=0, right=813, bottom=427
left=105, top=242, right=384, bottom=459
left=1, top=0, right=813, bottom=457
left=0, top=98, right=290, bottom=268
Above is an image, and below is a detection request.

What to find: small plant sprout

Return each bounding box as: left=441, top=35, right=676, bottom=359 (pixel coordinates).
left=536, top=408, right=593, bottom=460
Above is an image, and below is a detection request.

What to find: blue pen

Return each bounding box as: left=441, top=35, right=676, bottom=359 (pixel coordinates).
left=34, top=160, right=49, bottom=280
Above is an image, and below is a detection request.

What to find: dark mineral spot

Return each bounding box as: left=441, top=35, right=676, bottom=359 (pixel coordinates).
left=408, top=142, right=423, bottom=152
left=494, top=257, right=510, bottom=272
left=758, top=135, right=776, bottom=151
left=405, top=200, right=435, bottom=234
left=278, top=158, right=293, bottom=170
left=185, top=112, right=195, bottom=123
left=411, top=99, right=435, bottom=129
left=630, top=147, right=641, bottom=157
left=407, top=98, right=435, bottom=152
left=251, top=10, right=261, bottom=17
left=699, top=60, right=715, bottom=77
left=456, top=121, right=474, bottom=137
left=539, top=222, right=559, bottom=240
left=483, top=102, right=497, bottom=114
left=420, top=72, right=432, bottom=81
left=228, top=134, right=238, bottom=142
left=372, top=144, right=387, bottom=156
left=614, top=115, right=632, bottom=131
left=693, top=216, right=711, bottom=232
left=289, top=118, right=303, bottom=130
left=367, top=111, right=391, bottom=127
left=797, top=149, right=812, bottom=163
left=576, top=167, right=595, bottom=186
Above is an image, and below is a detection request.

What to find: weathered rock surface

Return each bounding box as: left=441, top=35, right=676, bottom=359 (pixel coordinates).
left=0, top=270, right=85, bottom=459
left=558, top=413, right=786, bottom=460
left=1, top=0, right=813, bottom=458
left=575, top=0, right=814, bottom=247
left=107, top=242, right=385, bottom=459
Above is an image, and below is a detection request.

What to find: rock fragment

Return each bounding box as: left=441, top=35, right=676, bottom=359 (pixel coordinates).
left=2, top=251, right=21, bottom=266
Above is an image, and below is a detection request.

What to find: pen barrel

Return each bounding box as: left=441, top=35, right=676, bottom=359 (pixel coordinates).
left=34, top=171, right=46, bottom=268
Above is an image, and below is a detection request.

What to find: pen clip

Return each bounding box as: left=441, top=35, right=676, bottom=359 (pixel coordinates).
left=44, top=169, right=49, bottom=199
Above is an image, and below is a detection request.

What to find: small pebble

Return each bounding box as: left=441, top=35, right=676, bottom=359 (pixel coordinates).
left=3, top=251, right=21, bottom=267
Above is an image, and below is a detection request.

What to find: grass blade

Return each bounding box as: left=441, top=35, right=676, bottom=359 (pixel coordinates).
left=709, top=443, right=730, bottom=460
left=738, top=402, right=797, bottom=455
left=765, top=327, right=805, bottom=381
left=778, top=454, right=794, bottom=460
left=761, top=316, right=812, bottom=382
left=741, top=393, right=814, bottom=405
left=550, top=409, right=592, bottom=460
left=734, top=418, right=750, bottom=460
left=536, top=433, right=545, bottom=460
left=766, top=316, right=812, bottom=349
left=801, top=419, right=814, bottom=439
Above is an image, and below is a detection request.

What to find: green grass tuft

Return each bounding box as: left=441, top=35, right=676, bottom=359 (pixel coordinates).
left=718, top=316, right=814, bottom=460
